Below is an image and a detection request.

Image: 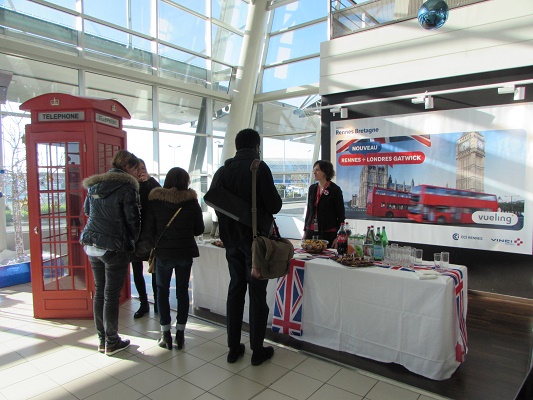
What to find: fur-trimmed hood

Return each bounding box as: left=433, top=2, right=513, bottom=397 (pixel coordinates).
left=148, top=187, right=198, bottom=204
left=82, top=168, right=139, bottom=199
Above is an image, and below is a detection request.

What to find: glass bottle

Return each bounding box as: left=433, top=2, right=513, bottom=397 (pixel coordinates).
left=345, top=221, right=352, bottom=236
left=363, top=225, right=374, bottom=260
left=337, top=222, right=348, bottom=255
left=381, top=226, right=389, bottom=248
left=373, top=227, right=384, bottom=261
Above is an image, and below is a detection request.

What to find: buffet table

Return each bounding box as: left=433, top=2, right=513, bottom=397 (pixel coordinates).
left=192, top=243, right=468, bottom=380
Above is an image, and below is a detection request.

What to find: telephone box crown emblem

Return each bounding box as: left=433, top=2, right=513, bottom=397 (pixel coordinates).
left=50, top=97, right=60, bottom=106
left=111, top=104, right=116, bottom=112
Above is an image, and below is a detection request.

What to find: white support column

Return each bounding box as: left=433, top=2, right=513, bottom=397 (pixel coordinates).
left=220, top=0, right=269, bottom=162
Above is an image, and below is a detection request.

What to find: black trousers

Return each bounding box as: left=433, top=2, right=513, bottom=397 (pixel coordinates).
left=225, top=246, right=269, bottom=352
left=89, top=251, right=129, bottom=347
left=131, top=261, right=156, bottom=302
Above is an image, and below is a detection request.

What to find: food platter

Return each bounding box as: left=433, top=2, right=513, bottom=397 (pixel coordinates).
left=301, top=239, right=328, bottom=254
left=211, top=240, right=224, bottom=248
left=334, top=254, right=375, bottom=268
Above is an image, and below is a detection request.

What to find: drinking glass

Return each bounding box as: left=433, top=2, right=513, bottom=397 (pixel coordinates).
left=434, top=253, right=441, bottom=268
left=441, top=252, right=450, bottom=269
left=383, top=245, right=391, bottom=265
left=415, top=249, right=423, bottom=264
left=408, top=247, right=416, bottom=268
left=401, top=247, right=412, bottom=268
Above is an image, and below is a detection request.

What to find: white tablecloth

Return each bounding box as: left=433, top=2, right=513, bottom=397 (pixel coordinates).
left=192, top=244, right=468, bottom=380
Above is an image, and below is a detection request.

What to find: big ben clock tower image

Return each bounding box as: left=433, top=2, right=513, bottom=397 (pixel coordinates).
left=456, top=131, right=486, bottom=192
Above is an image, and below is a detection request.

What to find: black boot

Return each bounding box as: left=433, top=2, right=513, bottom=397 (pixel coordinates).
left=175, top=330, right=184, bottom=350
left=158, top=331, right=172, bottom=350
left=134, top=301, right=150, bottom=319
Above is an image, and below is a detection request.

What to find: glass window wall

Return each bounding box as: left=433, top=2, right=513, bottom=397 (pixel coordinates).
left=159, top=3, right=208, bottom=55
left=212, top=0, right=248, bottom=30
left=270, top=0, right=327, bottom=32
left=256, top=95, right=320, bottom=214
left=1, top=0, right=326, bottom=251
left=261, top=57, right=320, bottom=93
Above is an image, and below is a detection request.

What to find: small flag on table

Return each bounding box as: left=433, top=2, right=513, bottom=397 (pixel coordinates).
left=272, top=259, right=305, bottom=336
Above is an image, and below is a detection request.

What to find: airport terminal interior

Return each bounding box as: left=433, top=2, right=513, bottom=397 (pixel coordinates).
left=0, top=1, right=532, bottom=399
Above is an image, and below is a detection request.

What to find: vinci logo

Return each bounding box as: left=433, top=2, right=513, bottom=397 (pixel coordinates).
left=490, top=238, right=524, bottom=246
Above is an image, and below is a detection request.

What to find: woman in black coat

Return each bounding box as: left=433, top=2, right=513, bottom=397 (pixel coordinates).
left=141, top=167, right=204, bottom=350
left=303, top=160, right=345, bottom=248
left=130, top=159, right=160, bottom=319
left=80, top=149, right=140, bottom=355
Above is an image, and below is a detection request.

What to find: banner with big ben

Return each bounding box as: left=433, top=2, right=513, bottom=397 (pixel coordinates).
left=330, top=103, right=533, bottom=254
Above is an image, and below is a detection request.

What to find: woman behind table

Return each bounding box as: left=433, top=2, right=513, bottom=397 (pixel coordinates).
left=80, top=149, right=140, bottom=356
left=130, top=159, right=161, bottom=318
left=303, top=160, right=345, bottom=248
left=142, top=167, right=204, bottom=349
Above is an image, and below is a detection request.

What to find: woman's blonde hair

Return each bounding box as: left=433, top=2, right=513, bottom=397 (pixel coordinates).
left=112, top=150, right=139, bottom=171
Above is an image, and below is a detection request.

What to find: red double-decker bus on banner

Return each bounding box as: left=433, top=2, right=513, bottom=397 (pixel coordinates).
left=366, top=187, right=411, bottom=218
left=407, top=184, right=499, bottom=224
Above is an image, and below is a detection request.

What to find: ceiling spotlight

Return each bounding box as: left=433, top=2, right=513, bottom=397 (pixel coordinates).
left=514, top=86, right=526, bottom=101
left=330, top=107, right=348, bottom=118
left=498, top=85, right=515, bottom=94
left=424, top=96, right=434, bottom=109
left=340, top=107, right=348, bottom=118
left=412, top=95, right=433, bottom=109
left=330, top=107, right=341, bottom=116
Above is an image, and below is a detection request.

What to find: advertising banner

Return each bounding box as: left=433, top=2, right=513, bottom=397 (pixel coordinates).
left=331, top=103, right=533, bottom=254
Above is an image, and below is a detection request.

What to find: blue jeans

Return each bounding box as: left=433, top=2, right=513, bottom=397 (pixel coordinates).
left=225, top=246, right=269, bottom=352
left=89, top=251, right=129, bottom=347
left=155, top=257, right=193, bottom=330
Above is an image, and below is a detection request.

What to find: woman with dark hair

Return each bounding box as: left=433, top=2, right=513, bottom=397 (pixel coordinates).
left=130, top=159, right=160, bottom=318
left=141, top=167, right=204, bottom=349
left=303, top=160, right=345, bottom=248
left=80, top=149, right=141, bottom=356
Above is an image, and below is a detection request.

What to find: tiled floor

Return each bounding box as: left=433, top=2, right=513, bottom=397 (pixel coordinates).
left=0, top=283, right=448, bottom=400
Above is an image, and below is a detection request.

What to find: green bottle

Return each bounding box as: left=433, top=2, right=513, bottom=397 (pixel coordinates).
left=381, top=226, right=389, bottom=247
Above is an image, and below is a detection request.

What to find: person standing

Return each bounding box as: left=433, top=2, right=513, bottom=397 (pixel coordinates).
left=141, top=167, right=204, bottom=350
left=303, top=160, right=345, bottom=248
left=80, top=150, right=141, bottom=356
left=209, top=128, right=282, bottom=366
left=130, top=159, right=160, bottom=318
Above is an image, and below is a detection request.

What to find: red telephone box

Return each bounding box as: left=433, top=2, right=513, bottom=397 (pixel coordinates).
left=20, top=93, right=132, bottom=319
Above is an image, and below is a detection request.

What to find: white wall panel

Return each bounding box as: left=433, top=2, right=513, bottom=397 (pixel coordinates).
left=320, top=0, right=533, bottom=95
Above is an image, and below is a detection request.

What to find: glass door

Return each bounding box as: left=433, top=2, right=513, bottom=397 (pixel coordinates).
left=27, top=132, right=93, bottom=318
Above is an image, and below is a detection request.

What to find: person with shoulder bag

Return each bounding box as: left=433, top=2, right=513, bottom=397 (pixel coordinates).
left=80, top=150, right=141, bottom=356
left=130, top=159, right=161, bottom=318
left=208, top=128, right=282, bottom=366
left=140, top=167, right=204, bottom=350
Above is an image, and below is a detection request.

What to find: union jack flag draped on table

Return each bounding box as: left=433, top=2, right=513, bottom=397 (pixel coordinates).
left=336, top=135, right=432, bottom=154
left=376, top=264, right=468, bottom=362
left=439, top=267, right=468, bottom=362
left=272, top=259, right=305, bottom=336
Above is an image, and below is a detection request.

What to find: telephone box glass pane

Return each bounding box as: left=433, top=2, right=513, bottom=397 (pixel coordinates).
left=36, top=141, right=87, bottom=291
